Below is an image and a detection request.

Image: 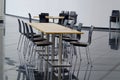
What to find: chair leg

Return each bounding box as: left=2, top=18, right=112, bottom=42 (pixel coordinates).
left=76, top=47, right=82, bottom=78
left=85, top=47, right=92, bottom=67
left=17, top=70, right=21, bottom=80
left=17, top=34, right=22, bottom=51
left=85, top=47, right=89, bottom=64
left=22, top=37, right=27, bottom=57
left=87, top=47, right=93, bottom=67
left=22, top=73, right=26, bottom=80
left=83, top=63, right=89, bottom=80
left=83, top=64, right=92, bottom=80
left=72, top=46, right=77, bottom=74
left=19, top=36, right=26, bottom=52
left=23, top=38, right=29, bottom=58
left=68, top=45, right=74, bottom=80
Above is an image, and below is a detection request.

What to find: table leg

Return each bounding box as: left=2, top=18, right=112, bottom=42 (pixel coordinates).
left=44, top=46, right=49, bottom=80
left=50, top=34, right=55, bottom=80
left=51, top=34, right=55, bottom=63
left=53, top=19, right=55, bottom=23
left=58, top=34, right=63, bottom=80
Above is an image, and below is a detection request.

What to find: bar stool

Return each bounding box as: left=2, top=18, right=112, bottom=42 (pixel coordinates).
left=17, top=18, right=42, bottom=52
left=17, top=20, right=45, bottom=80
left=61, top=23, right=82, bottom=79
left=17, top=19, right=24, bottom=51
left=19, top=22, right=52, bottom=80
left=62, top=23, right=82, bottom=54
left=70, top=25, right=94, bottom=66
left=17, top=19, right=31, bottom=80
left=17, top=20, right=52, bottom=80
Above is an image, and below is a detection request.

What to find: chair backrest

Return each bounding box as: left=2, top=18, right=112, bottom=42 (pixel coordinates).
left=63, top=19, right=68, bottom=26
left=24, top=22, right=35, bottom=40
left=77, top=23, right=82, bottom=31
left=28, top=13, right=32, bottom=23
left=22, top=21, right=31, bottom=38
left=69, top=11, right=76, bottom=17
left=21, top=21, right=27, bottom=35
left=25, top=23, right=29, bottom=34
left=39, top=13, right=49, bottom=23
left=69, top=20, right=75, bottom=29
left=110, top=10, right=119, bottom=22
left=18, top=19, right=22, bottom=33
left=64, top=13, right=69, bottom=20
left=88, top=25, right=94, bottom=45
left=112, top=10, right=119, bottom=17
left=58, top=13, right=65, bottom=24
left=76, top=23, right=83, bottom=40
left=69, top=11, right=78, bottom=24
left=58, top=11, right=69, bottom=24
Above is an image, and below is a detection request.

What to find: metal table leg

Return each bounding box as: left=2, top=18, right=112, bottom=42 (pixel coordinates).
left=58, top=34, right=63, bottom=80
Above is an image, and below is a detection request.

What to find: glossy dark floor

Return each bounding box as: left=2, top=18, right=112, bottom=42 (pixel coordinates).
left=4, top=15, right=120, bottom=80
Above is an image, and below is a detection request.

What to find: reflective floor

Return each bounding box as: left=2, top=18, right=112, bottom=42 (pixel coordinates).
left=4, top=15, right=120, bottom=80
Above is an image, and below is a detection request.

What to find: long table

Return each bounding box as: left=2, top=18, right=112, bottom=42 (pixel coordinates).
left=28, top=23, right=83, bottom=80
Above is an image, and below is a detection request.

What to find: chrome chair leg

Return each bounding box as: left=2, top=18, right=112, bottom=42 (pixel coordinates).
left=77, top=47, right=82, bottom=78
left=17, top=70, right=21, bottom=80
left=85, top=47, right=92, bottom=67
left=17, top=34, right=22, bottom=51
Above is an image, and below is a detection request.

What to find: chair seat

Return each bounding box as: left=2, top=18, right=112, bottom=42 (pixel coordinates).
left=55, top=35, right=70, bottom=38
left=63, top=37, right=78, bottom=42
left=35, top=40, right=52, bottom=46
left=28, top=34, right=41, bottom=38
left=33, top=34, right=41, bottom=37
left=70, top=41, right=89, bottom=47
left=32, top=37, right=46, bottom=42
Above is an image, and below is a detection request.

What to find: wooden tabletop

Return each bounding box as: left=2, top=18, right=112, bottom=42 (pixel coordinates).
left=28, top=23, right=84, bottom=34
left=33, top=16, right=39, bottom=18
left=45, top=16, right=64, bottom=19
left=33, top=16, right=64, bottom=19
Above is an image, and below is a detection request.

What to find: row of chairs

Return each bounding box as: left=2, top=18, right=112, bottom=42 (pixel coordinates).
left=59, top=11, right=78, bottom=25
left=17, top=16, right=94, bottom=80
left=17, top=18, right=53, bottom=80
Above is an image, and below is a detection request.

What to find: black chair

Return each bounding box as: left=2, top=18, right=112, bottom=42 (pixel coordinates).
left=109, top=10, right=120, bottom=50
left=17, top=19, right=35, bottom=80
left=64, top=13, right=69, bottom=22
left=21, top=21, right=53, bottom=80
left=62, top=20, right=78, bottom=41
left=62, top=23, right=83, bottom=59
left=58, top=11, right=69, bottom=25
left=58, top=13, right=65, bottom=25
left=70, top=25, right=94, bottom=66
left=17, top=19, right=27, bottom=52
left=17, top=19, right=22, bottom=51
left=110, top=10, right=119, bottom=22
left=69, top=11, right=78, bottom=24
left=39, top=13, right=49, bottom=23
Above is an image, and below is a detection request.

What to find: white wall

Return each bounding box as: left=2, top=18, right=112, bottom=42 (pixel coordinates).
left=90, top=0, right=120, bottom=27
left=6, top=0, right=120, bottom=27
left=0, top=0, right=4, bottom=19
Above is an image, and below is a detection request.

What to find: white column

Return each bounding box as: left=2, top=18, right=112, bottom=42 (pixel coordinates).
left=0, top=26, right=4, bottom=80
left=0, top=0, right=4, bottom=21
